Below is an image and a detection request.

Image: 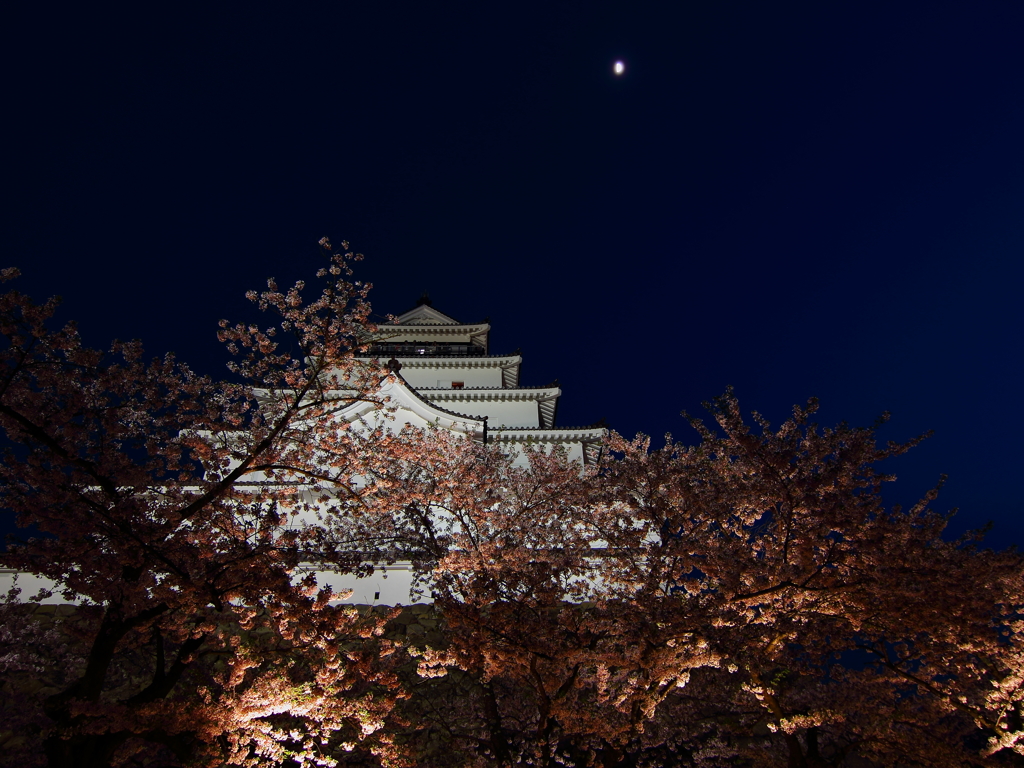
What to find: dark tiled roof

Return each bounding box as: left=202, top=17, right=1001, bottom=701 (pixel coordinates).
left=355, top=351, right=520, bottom=361
left=389, top=317, right=490, bottom=328
left=491, top=422, right=607, bottom=433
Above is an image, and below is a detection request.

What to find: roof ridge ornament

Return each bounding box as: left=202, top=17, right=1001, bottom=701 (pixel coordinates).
left=416, top=291, right=432, bottom=307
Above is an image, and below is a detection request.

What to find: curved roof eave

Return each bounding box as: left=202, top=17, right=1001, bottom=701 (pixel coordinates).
left=421, top=386, right=560, bottom=403
left=334, top=375, right=488, bottom=432
left=378, top=322, right=490, bottom=334
left=490, top=425, right=607, bottom=441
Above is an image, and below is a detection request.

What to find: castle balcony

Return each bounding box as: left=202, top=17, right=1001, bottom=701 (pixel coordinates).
left=371, top=342, right=486, bottom=357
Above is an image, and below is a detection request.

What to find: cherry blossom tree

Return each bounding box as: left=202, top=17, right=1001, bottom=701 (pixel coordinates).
left=369, top=397, right=1024, bottom=767
left=580, top=394, right=1024, bottom=767
left=0, top=242, right=412, bottom=768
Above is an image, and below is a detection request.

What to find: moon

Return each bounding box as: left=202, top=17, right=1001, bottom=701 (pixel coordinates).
left=614, top=61, right=625, bottom=75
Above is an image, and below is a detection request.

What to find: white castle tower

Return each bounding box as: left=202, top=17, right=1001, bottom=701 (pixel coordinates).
left=341, top=294, right=605, bottom=466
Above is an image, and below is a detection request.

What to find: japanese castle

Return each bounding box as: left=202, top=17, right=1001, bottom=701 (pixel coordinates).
left=323, top=295, right=605, bottom=602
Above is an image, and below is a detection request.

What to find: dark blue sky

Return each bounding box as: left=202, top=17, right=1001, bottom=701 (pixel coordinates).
left=3, top=3, right=1023, bottom=545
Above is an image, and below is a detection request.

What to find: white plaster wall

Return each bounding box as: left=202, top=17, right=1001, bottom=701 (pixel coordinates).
left=0, top=569, right=78, bottom=604
left=363, top=407, right=436, bottom=431
left=311, top=563, right=423, bottom=605
left=563, top=442, right=584, bottom=464
left=0, top=567, right=426, bottom=606
left=424, top=399, right=538, bottom=428
left=398, top=366, right=503, bottom=388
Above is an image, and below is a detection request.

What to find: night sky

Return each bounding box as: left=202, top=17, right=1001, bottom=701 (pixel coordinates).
left=3, top=3, right=1023, bottom=546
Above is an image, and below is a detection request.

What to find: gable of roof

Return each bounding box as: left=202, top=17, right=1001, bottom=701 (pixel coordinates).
left=394, top=304, right=462, bottom=326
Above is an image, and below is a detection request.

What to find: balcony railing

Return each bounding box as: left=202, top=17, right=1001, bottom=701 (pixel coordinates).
left=369, top=343, right=487, bottom=357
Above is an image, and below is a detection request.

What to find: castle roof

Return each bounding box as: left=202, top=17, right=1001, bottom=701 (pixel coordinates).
left=351, top=300, right=603, bottom=459
left=392, top=303, right=464, bottom=326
